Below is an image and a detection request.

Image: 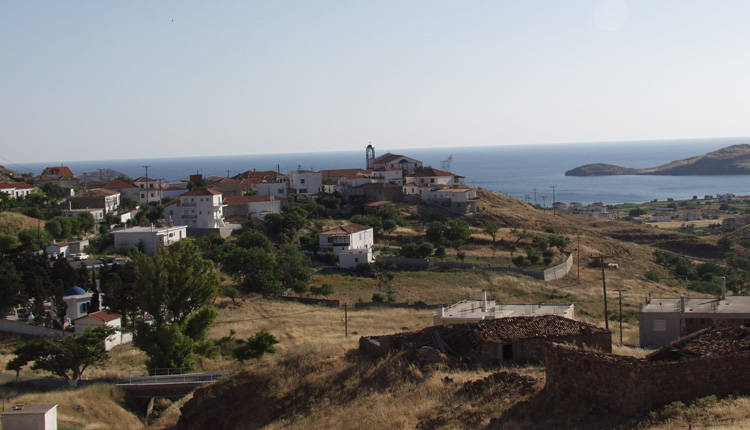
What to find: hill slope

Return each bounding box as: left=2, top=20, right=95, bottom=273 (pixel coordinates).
left=565, top=144, right=750, bottom=176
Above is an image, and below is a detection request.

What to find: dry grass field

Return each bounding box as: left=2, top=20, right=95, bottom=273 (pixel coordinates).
left=0, top=211, right=44, bottom=235
left=3, top=190, right=750, bottom=428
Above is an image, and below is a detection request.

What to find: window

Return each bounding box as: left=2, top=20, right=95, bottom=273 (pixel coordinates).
left=355, top=258, right=359, bottom=262
left=653, top=320, right=667, bottom=332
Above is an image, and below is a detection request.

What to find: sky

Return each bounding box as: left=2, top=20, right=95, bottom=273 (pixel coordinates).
left=3, top=1, right=750, bottom=163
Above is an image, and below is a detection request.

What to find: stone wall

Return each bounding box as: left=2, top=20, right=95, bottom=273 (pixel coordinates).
left=544, top=344, right=750, bottom=415
left=477, top=332, right=612, bottom=365
left=0, top=319, right=64, bottom=337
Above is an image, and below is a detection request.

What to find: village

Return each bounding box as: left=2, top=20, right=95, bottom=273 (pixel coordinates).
left=2, top=145, right=750, bottom=429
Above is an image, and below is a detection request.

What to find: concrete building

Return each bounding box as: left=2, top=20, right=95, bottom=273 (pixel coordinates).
left=289, top=170, right=323, bottom=196
left=133, top=177, right=162, bottom=204
left=1, top=404, right=57, bottom=430
left=404, top=168, right=458, bottom=187
left=66, top=189, right=120, bottom=214
left=223, top=195, right=282, bottom=219
left=639, top=288, right=750, bottom=346
left=435, top=291, right=574, bottom=325
left=165, top=188, right=227, bottom=229
left=111, top=225, right=187, bottom=255
left=341, top=182, right=403, bottom=203
left=319, top=224, right=375, bottom=269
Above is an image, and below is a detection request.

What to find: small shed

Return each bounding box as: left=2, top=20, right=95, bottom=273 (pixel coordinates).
left=75, top=310, right=123, bottom=350
left=1, top=404, right=57, bottom=430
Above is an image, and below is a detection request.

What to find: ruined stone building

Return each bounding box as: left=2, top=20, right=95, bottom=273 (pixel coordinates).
left=360, top=315, right=611, bottom=366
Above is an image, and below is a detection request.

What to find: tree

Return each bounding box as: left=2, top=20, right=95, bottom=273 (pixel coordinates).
left=0, top=259, right=26, bottom=310
left=434, top=246, right=446, bottom=261
left=628, top=208, right=646, bottom=217
left=718, top=237, right=734, bottom=251
left=444, top=219, right=471, bottom=248
left=73, top=212, right=96, bottom=235
left=232, top=329, right=279, bottom=363
left=134, top=240, right=221, bottom=369
left=482, top=221, right=500, bottom=244
left=0, top=233, right=19, bottom=252
left=425, top=221, right=445, bottom=244
left=548, top=234, right=571, bottom=254
left=7, top=326, right=116, bottom=386
left=45, top=216, right=73, bottom=240
left=17, top=229, right=53, bottom=250
left=276, top=244, right=312, bottom=293
left=222, top=246, right=282, bottom=297
left=236, top=230, right=274, bottom=252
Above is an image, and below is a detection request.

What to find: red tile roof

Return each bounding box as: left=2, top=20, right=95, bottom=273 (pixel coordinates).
left=79, top=310, right=121, bottom=323
left=406, top=168, right=454, bottom=178
left=43, top=166, right=75, bottom=177
left=133, top=177, right=157, bottom=183
left=321, top=224, right=372, bottom=236
left=180, top=187, right=223, bottom=197
left=102, top=178, right=138, bottom=189
left=70, top=189, right=119, bottom=198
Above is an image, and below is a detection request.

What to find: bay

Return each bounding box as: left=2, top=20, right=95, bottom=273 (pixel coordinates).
left=13, top=137, right=750, bottom=206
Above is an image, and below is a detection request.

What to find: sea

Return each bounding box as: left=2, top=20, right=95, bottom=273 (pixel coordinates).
left=11, top=137, right=750, bottom=206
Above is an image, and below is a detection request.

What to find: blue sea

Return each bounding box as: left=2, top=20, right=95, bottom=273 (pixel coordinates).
left=11, top=137, right=750, bottom=206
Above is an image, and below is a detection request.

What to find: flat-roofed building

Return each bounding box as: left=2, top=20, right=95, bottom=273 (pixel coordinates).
left=111, top=225, right=187, bottom=255
left=434, top=290, right=574, bottom=325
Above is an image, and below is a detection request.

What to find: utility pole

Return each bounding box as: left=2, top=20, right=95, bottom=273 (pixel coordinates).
left=98, top=168, right=105, bottom=182
left=590, top=254, right=612, bottom=330
left=344, top=303, right=348, bottom=337
left=577, top=233, right=583, bottom=281
left=614, top=288, right=628, bottom=345
left=541, top=195, right=547, bottom=208
left=227, top=169, right=231, bottom=178
left=525, top=194, right=531, bottom=204
left=533, top=188, right=538, bottom=206
left=142, top=165, right=151, bottom=179
left=550, top=185, right=557, bottom=216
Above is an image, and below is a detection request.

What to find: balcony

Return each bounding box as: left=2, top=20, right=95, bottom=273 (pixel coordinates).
left=181, top=202, right=197, bottom=207
left=182, top=215, right=197, bottom=219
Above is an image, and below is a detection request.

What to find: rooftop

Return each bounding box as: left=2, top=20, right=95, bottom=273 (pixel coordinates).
left=321, top=224, right=372, bottom=236
left=111, top=225, right=186, bottom=235
left=642, top=296, right=750, bottom=316
left=1, top=404, right=57, bottom=416
left=180, top=187, right=223, bottom=197
left=77, top=310, right=121, bottom=322
left=647, top=323, right=750, bottom=361
left=406, top=167, right=454, bottom=177
left=439, top=299, right=574, bottom=322
left=223, top=195, right=277, bottom=204
left=102, top=178, right=138, bottom=189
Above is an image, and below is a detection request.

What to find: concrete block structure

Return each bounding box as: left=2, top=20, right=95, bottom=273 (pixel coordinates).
left=1, top=404, right=57, bottom=430
left=319, top=224, right=375, bottom=269
left=111, top=225, right=187, bottom=255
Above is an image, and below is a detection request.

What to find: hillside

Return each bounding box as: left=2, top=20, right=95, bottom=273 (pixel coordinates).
left=565, top=144, right=750, bottom=176
left=0, top=212, right=44, bottom=235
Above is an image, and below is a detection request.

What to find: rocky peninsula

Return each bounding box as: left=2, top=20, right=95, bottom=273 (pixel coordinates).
left=565, top=144, right=750, bottom=176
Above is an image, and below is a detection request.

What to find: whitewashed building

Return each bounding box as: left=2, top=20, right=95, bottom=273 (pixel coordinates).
left=165, top=188, right=227, bottom=229
left=74, top=310, right=129, bottom=351
left=319, top=224, right=375, bottom=269
left=0, top=182, right=36, bottom=199
left=223, top=195, right=282, bottom=219
left=133, top=177, right=162, bottom=204
left=111, top=225, right=187, bottom=255
left=289, top=170, right=322, bottom=196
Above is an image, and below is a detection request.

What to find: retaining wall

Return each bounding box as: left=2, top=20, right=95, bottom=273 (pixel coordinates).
left=0, top=319, right=64, bottom=337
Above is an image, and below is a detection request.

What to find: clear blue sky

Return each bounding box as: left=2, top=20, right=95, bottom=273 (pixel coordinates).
left=3, top=1, right=750, bottom=163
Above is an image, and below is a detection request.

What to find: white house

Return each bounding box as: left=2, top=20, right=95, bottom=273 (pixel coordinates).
left=133, top=177, right=162, bottom=204
left=74, top=310, right=128, bottom=351
left=0, top=182, right=36, bottom=199
left=102, top=178, right=141, bottom=201
left=223, top=195, right=282, bottom=219
left=289, top=170, right=323, bottom=196
left=111, top=225, right=187, bottom=255
left=650, top=212, right=673, bottom=223
left=423, top=187, right=478, bottom=213
left=257, top=182, right=289, bottom=198
left=165, top=188, right=227, bottom=229
left=366, top=145, right=423, bottom=174
left=46, top=242, right=70, bottom=258
left=319, top=224, right=375, bottom=269
left=66, top=189, right=120, bottom=214
left=404, top=168, right=457, bottom=187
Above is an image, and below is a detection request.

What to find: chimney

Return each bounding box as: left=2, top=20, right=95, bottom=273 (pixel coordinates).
left=722, top=276, right=726, bottom=301
left=437, top=306, right=444, bottom=317
left=680, top=295, right=685, bottom=313
left=481, top=290, right=488, bottom=312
